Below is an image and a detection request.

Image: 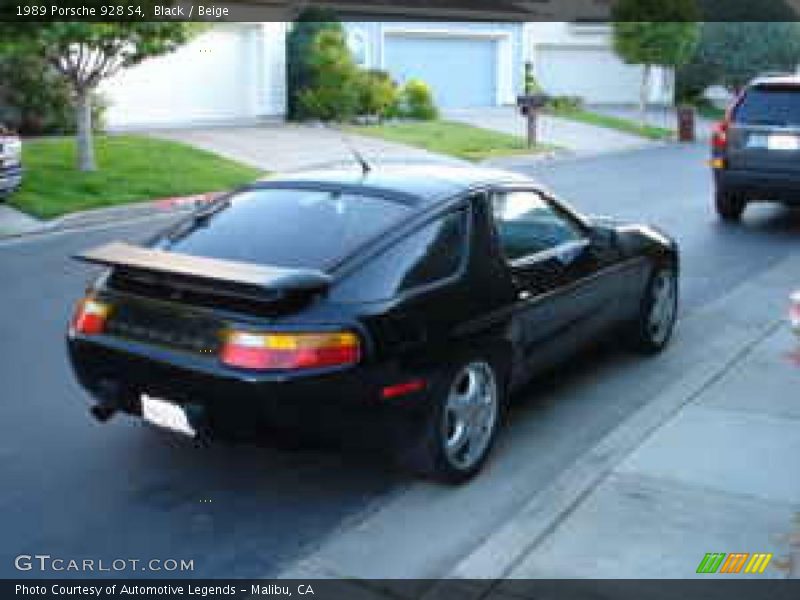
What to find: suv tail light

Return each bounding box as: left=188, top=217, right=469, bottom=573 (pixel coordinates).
left=711, top=119, right=729, bottom=150
left=712, top=90, right=746, bottom=152
left=220, top=330, right=361, bottom=371
left=70, top=297, right=111, bottom=336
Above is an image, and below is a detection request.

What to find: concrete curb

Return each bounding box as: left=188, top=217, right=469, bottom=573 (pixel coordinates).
left=0, top=192, right=222, bottom=241
left=433, top=321, right=781, bottom=589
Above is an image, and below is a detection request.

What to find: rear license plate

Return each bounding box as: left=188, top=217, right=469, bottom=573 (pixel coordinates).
left=141, top=395, right=196, bottom=437
left=746, top=134, right=768, bottom=148
left=768, top=134, right=799, bottom=151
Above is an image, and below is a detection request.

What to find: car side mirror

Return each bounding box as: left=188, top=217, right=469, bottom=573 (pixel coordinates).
left=588, top=225, right=617, bottom=248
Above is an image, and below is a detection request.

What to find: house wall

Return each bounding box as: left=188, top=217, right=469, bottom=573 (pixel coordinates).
left=525, top=22, right=673, bottom=105
left=101, top=23, right=286, bottom=130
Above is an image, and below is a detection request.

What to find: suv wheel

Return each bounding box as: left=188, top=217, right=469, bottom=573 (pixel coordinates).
left=715, top=188, right=746, bottom=221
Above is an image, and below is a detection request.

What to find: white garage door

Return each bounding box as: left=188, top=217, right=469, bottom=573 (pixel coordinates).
left=383, top=34, right=499, bottom=108
left=102, top=24, right=279, bottom=129
left=536, top=46, right=644, bottom=104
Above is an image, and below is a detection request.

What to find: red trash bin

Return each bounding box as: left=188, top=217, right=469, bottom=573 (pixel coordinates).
left=677, top=105, right=696, bottom=142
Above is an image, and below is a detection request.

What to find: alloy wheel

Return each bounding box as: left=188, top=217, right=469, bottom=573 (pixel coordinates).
left=442, top=361, right=498, bottom=471
left=648, top=269, right=677, bottom=346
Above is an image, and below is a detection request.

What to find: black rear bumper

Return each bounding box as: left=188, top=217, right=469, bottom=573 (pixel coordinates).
left=66, top=334, right=432, bottom=446
left=715, top=168, right=800, bottom=204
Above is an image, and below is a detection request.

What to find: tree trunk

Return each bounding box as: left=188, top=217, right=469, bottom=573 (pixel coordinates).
left=75, top=91, right=96, bottom=172
left=639, top=64, right=650, bottom=128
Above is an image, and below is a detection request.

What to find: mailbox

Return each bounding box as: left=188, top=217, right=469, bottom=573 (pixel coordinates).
left=517, top=94, right=549, bottom=116
left=517, top=94, right=549, bottom=147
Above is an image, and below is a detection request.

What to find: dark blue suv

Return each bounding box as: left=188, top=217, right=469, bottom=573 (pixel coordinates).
left=711, top=76, right=800, bottom=221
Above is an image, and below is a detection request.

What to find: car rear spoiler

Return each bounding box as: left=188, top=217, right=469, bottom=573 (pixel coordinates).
left=74, top=241, right=331, bottom=302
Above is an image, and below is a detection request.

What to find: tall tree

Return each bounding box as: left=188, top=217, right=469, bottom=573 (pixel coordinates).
left=286, top=7, right=342, bottom=121
left=680, top=21, right=800, bottom=96
left=0, top=23, right=197, bottom=171
left=612, top=0, right=699, bottom=124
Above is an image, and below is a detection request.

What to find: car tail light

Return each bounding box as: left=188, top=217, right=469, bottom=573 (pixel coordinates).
left=220, top=330, right=361, bottom=371
left=711, top=119, right=729, bottom=150
left=70, top=297, right=111, bottom=336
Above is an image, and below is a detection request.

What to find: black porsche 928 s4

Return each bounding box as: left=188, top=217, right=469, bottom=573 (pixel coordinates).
left=67, top=165, right=678, bottom=483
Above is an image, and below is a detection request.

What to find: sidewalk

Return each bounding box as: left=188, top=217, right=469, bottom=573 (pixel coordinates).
left=445, top=254, right=800, bottom=588
left=502, top=323, right=799, bottom=580
left=0, top=205, right=41, bottom=237
left=590, top=104, right=717, bottom=141
left=445, top=106, right=654, bottom=158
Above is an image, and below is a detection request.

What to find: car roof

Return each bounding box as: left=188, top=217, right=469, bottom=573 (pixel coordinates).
left=255, top=163, right=538, bottom=206
left=750, top=74, right=800, bottom=88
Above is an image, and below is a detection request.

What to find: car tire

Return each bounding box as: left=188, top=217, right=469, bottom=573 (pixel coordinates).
left=399, top=356, right=505, bottom=484
left=626, top=265, right=678, bottom=355
left=715, top=188, right=746, bottom=222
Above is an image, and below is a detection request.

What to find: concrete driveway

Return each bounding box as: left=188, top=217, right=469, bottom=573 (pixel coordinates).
left=151, top=122, right=464, bottom=173
left=445, top=106, right=655, bottom=156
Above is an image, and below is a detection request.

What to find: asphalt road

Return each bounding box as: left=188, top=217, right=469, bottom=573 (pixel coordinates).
left=1, top=143, right=797, bottom=579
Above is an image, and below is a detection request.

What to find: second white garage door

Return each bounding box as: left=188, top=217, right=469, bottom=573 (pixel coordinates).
left=535, top=46, right=645, bottom=105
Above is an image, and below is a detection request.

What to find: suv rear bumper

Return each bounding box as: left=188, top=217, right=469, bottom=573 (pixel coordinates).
left=715, top=168, right=800, bottom=204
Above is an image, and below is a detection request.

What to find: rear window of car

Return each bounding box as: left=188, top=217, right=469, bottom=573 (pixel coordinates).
left=165, top=188, right=411, bottom=269
left=733, top=85, right=800, bottom=126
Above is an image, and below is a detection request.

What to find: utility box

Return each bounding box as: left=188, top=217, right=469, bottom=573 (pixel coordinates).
left=677, top=105, right=696, bottom=142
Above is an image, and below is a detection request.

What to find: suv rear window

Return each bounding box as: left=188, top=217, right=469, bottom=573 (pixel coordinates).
left=165, top=188, right=411, bottom=269
left=733, top=85, right=800, bottom=126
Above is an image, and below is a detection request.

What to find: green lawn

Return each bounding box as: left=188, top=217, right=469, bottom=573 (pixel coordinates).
left=547, top=108, right=674, bottom=141
left=348, top=120, right=557, bottom=161
left=11, top=135, right=262, bottom=219
left=693, top=102, right=726, bottom=121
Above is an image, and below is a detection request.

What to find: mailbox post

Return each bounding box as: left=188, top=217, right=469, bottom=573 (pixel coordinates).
left=517, top=94, right=549, bottom=148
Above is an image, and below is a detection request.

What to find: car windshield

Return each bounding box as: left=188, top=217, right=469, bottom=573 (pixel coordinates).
left=733, top=86, right=800, bottom=126
left=165, top=187, right=411, bottom=269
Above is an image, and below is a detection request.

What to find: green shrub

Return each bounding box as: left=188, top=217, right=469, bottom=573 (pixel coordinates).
left=356, top=69, right=398, bottom=121
left=397, top=79, right=438, bottom=120
left=298, top=28, right=361, bottom=122
left=546, top=95, right=584, bottom=112
left=0, top=49, right=105, bottom=135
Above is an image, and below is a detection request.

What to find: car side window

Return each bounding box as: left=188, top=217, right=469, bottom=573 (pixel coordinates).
left=332, top=208, right=469, bottom=302
left=491, top=191, right=584, bottom=262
